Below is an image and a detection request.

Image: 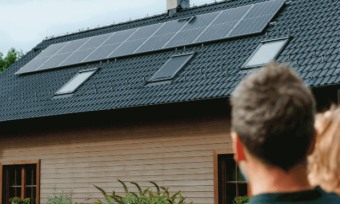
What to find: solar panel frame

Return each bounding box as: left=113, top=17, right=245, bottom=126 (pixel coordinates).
left=242, top=36, right=291, bottom=69
left=16, top=0, right=285, bottom=75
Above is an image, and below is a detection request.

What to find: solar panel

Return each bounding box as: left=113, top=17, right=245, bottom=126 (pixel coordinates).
left=16, top=0, right=285, bottom=75
left=149, top=53, right=194, bottom=82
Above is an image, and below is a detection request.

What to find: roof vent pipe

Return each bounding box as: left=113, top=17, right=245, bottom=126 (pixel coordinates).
left=167, top=0, right=190, bottom=16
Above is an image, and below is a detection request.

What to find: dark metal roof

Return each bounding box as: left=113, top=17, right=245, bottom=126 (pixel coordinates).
left=1, top=0, right=340, bottom=122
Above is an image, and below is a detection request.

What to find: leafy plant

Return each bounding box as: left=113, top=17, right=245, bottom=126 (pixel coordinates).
left=94, top=180, right=194, bottom=204
left=0, top=48, right=24, bottom=73
left=9, top=197, right=30, bottom=204
left=233, top=195, right=250, bottom=204
left=44, top=187, right=74, bottom=204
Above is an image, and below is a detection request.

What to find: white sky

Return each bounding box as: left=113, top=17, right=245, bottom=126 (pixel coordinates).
left=0, top=0, right=214, bottom=55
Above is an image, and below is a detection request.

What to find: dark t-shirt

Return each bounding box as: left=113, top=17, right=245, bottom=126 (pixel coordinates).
left=249, top=186, right=340, bottom=204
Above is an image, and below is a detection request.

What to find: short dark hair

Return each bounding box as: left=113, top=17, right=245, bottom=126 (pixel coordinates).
left=231, top=61, right=315, bottom=172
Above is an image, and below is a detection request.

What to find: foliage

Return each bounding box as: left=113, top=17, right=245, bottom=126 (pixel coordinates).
left=44, top=187, right=75, bottom=204
left=94, top=180, right=194, bottom=204
left=9, top=197, right=30, bottom=204
left=0, top=48, right=24, bottom=73
left=233, top=195, right=250, bottom=204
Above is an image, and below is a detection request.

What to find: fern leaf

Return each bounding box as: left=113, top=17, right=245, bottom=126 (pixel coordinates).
left=130, top=181, right=143, bottom=195
left=130, top=192, right=139, bottom=199
left=117, top=179, right=129, bottom=194
left=166, top=199, right=173, bottom=204
left=170, top=190, right=180, bottom=201
left=149, top=181, right=160, bottom=195
left=110, top=195, right=123, bottom=204
left=163, top=188, right=170, bottom=199
left=178, top=196, right=187, bottom=204
left=94, top=200, right=104, bottom=204
left=160, top=186, right=166, bottom=190
left=94, top=185, right=108, bottom=198
left=148, top=189, right=154, bottom=199
left=141, top=187, right=150, bottom=196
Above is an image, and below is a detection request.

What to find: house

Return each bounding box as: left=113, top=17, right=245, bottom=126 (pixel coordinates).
left=0, top=0, right=339, bottom=204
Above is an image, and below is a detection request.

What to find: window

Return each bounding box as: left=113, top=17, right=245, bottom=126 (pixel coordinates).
left=55, top=68, right=98, bottom=95
left=214, top=150, right=250, bottom=204
left=148, top=53, right=194, bottom=82
left=243, top=37, right=290, bottom=69
left=1, top=160, right=40, bottom=204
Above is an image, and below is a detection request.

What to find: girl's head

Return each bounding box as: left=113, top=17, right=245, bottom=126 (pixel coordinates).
left=308, top=107, right=340, bottom=195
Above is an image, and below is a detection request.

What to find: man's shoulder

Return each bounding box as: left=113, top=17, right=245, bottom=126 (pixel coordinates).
left=317, top=187, right=340, bottom=203
left=249, top=186, right=340, bottom=204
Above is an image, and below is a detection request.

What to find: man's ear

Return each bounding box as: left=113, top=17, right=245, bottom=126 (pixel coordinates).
left=231, top=132, right=246, bottom=162
left=308, top=131, right=317, bottom=156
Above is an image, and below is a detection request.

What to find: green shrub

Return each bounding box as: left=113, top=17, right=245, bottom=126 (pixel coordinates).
left=9, top=197, right=30, bottom=204
left=233, top=195, right=250, bottom=204
left=94, top=180, right=194, bottom=204
left=44, top=187, right=75, bottom=204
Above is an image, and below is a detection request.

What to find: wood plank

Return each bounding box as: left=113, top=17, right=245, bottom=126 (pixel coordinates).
left=40, top=185, right=212, bottom=192
left=41, top=180, right=214, bottom=186
left=1, top=141, right=222, bottom=160
left=38, top=151, right=218, bottom=166
left=0, top=120, right=230, bottom=149
left=37, top=160, right=41, bottom=204
left=40, top=167, right=213, bottom=176
left=1, top=143, right=231, bottom=163
left=39, top=156, right=214, bottom=170
left=41, top=162, right=214, bottom=173
left=68, top=197, right=214, bottom=204
left=21, top=167, right=25, bottom=200
left=0, top=134, right=231, bottom=157
left=41, top=174, right=213, bottom=183
left=41, top=191, right=214, bottom=198
left=213, top=150, right=218, bottom=204
left=1, top=160, right=40, bottom=165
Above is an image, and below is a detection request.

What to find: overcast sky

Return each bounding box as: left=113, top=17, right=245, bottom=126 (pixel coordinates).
left=0, top=0, right=214, bottom=55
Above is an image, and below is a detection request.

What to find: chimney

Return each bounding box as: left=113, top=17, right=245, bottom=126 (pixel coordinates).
left=167, top=0, right=190, bottom=16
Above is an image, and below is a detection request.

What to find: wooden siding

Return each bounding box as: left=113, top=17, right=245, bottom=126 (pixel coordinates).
left=0, top=115, right=232, bottom=204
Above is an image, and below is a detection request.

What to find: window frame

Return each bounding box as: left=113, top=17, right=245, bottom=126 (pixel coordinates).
left=242, top=37, right=291, bottom=70
left=0, top=160, right=40, bottom=204
left=213, top=150, right=251, bottom=204
left=148, top=53, right=195, bottom=83
left=55, top=68, right=99, bottom=96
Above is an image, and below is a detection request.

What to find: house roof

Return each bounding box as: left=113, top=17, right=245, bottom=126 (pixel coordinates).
left=1, top=0, right=340, bottom=122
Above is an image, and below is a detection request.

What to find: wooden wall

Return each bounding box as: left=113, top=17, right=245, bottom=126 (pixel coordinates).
left=0, top=114, right=232, bottom=204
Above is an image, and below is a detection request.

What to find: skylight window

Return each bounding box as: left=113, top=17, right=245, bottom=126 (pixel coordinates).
left=55, top=69, right=98, bottom=95
left=243, top=37, right=290, bottom=69
left=148, top=53, right=194, bottom=82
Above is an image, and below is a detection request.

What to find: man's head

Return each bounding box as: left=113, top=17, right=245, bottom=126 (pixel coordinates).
left=231, top=61, right=315, bottom=172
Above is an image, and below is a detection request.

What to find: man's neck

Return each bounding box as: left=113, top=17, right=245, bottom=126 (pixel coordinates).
left=248, top=161, right=313, bottom=196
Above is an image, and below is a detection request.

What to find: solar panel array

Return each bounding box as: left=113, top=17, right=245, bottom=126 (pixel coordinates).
left=16, top=0, right=285, bottom=75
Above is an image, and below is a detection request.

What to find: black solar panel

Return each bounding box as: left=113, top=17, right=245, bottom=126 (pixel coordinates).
left=16, top=0, right=285, bottom=75
left=80, top=33, right=112, bottom=50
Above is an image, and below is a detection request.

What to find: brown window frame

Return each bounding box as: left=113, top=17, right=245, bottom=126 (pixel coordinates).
left=213, top=150, right=251, bottom=204
left=0, top=160, right=40, bottom=204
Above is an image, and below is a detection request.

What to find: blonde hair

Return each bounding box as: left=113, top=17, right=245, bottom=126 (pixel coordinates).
left=308, top=106, right=340, bottom=195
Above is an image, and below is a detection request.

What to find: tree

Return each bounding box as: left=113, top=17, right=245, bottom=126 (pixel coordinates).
left=0, top=48, right=24, bottom=73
